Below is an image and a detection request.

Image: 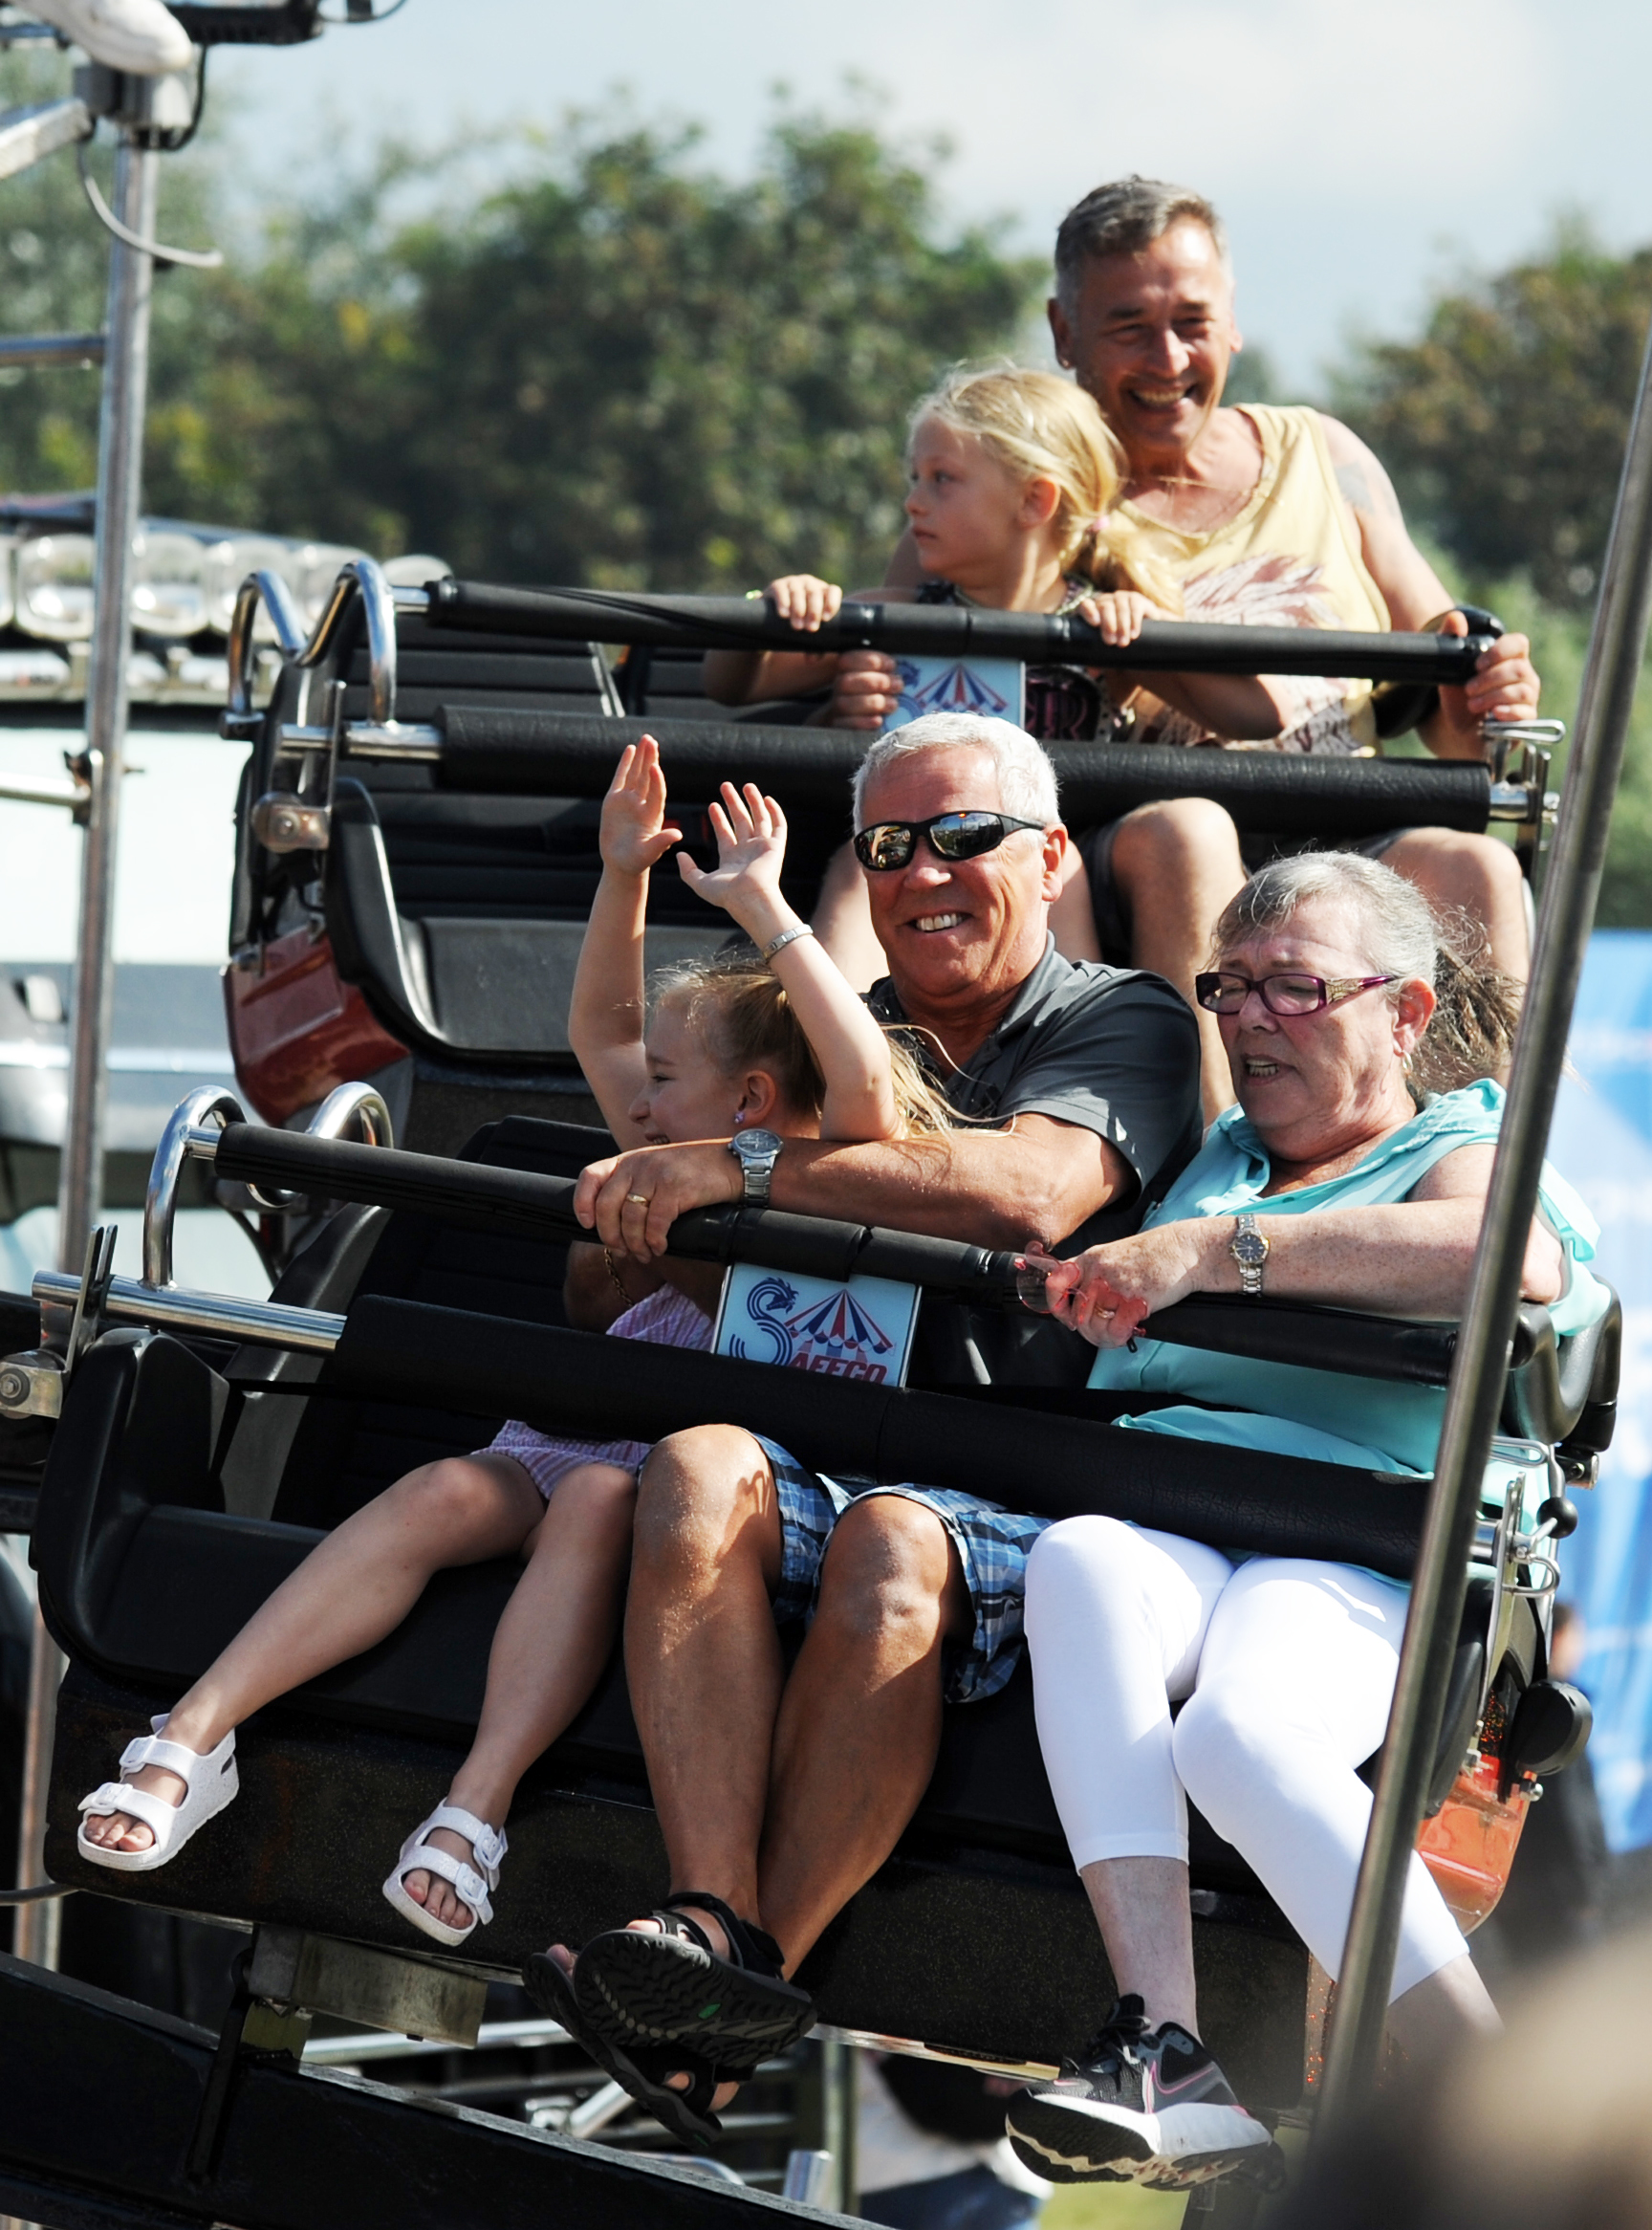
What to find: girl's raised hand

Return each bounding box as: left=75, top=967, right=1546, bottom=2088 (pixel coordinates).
left=600, top=737, right=682, bottom=878
left=767, top=575, right=843, bottom=633
left=677, top=782, right=790, bottom=937
left=1074, top=591, right=1158, bottom=647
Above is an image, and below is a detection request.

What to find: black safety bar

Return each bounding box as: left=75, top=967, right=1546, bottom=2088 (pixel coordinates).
left=425, top=710, right=1499, bottom=838
left=427, top=579, right=1494, bottom=683
left=324, top=1296, right=1431, bottom=1578
left=211, top=1125, right=1525, bottom=1393
left=213, top=1124, right=1024, bottom=1301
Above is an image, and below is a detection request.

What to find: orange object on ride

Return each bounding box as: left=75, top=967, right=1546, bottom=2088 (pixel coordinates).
left=1417, top=1751, right=1532, bottom=1934
left=225, top=927, right=404, bottom=1125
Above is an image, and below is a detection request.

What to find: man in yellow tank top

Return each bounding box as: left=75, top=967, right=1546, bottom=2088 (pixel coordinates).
left=1056, top=180, right=1536, bottom=1112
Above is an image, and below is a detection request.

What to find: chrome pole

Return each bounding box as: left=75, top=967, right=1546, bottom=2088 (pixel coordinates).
left=18, top=124, right=158, bottom=1973
left=56, top=126, right=156, bottom=1274
left=1316, top=310, right=1652, bottom=2123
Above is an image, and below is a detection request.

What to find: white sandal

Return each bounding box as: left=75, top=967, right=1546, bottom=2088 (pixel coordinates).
left=76, top=1715, right=238, bottom=1873
left=381, top=1804, right=507, bottom=1948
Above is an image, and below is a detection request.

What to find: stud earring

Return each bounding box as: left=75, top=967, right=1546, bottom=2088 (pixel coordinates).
left=733, top=1110, right=746, bottom=1126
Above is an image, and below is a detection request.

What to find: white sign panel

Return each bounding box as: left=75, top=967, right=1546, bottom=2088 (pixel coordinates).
left=712, top=1264, right=922, bottom=1387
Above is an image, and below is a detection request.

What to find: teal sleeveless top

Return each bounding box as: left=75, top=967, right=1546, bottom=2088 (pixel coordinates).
left=1088, top=1080, right=1607, bottom=1476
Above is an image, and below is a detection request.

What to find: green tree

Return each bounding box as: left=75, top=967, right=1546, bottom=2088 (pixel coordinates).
left=1337, top=222, right=1652, bottom=609
left=222, top=111, right=1043, bottom=588
left=0, top=47, right=222, bottom=501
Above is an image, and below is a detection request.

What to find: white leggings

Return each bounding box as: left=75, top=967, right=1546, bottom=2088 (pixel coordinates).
left=1025, top=1517, right=1467, bottom=2002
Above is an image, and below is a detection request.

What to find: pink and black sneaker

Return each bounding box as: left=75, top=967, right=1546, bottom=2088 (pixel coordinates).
left=1006, top=1995, right=1276, bottom=2190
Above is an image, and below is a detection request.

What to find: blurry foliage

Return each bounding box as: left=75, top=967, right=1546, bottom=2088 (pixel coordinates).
left=1336, top=219, right=1652, bottom=611
left=4, top=59, right=1652, bottom=915
left=0, top=71, right=1042, bottom=586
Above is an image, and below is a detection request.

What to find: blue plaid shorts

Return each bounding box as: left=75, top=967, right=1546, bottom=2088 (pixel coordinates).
left=752, top=1434, right=1048, bottom=1706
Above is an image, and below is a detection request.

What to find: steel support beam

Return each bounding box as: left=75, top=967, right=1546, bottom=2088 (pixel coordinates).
left=0, top=1953, right=842, bottom=2230
left=0, top=97, right=91, bottom=184
left=1316, top=293, right=1652, bottom=2126
left=25, top=127, right=159, bottom=1973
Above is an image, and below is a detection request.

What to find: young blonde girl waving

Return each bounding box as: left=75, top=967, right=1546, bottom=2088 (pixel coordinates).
left=76, top=735, right=944, bottom=1949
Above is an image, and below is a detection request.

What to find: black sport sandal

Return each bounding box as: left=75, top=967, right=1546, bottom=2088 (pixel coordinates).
left=523, top=1944, right=761, bottom=2151
left=573, top=1890, right=816, bottom=2062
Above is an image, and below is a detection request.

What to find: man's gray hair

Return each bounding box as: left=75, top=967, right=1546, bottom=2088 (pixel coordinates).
left=1054, top=176, right=1231, bottom=316
left=1211, top=851, right=1438, bottom=988
left=851, top=713, right=1060, bottom=831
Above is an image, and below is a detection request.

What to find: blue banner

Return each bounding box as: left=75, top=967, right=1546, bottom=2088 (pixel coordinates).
left=1551, top=931, right=1652, bottom=1850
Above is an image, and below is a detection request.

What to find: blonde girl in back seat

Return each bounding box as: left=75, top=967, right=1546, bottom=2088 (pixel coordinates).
left=704, top=361, right=1288, bottom=989
left=76, top=734, right=951, bottom=1949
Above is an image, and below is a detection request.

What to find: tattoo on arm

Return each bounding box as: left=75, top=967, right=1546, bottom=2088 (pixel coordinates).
left=1336, top=457, right=1402, bottom=520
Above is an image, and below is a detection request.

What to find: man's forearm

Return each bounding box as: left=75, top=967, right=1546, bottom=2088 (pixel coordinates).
left=769, top=1126, right=1117, bottom=1249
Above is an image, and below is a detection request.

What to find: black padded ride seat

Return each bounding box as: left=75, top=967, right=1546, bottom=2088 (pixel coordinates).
left=31, top=1116, right=1554, bottom=2097
left=311, top=621, right=842, bottom=1069
left=616, top=641, right=829, bottom=728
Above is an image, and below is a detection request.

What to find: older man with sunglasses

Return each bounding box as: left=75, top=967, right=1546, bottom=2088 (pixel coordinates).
left=535, top=713, right=1201, bottom=2138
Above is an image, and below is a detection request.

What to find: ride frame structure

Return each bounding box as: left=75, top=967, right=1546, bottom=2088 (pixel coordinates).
left=0, top=42, right=1645, bottom=2230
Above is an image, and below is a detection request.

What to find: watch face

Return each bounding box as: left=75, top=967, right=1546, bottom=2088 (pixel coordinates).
left=1233, top=1230, right=1268, bottom=1266
left=734, top=1127, right=783, bottom=1163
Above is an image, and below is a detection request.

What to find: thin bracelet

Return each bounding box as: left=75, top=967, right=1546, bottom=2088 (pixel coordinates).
left=762, top=924, right=815, bottom=962
left=601, top=1247, right=631, bottom=1303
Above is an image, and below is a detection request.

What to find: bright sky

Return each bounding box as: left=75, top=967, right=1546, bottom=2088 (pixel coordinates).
left=210, top=0, right=1652, bottom=390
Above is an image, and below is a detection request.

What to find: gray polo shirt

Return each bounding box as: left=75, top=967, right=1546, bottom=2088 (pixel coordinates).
left=868, top=936, right=1203, bottom=1254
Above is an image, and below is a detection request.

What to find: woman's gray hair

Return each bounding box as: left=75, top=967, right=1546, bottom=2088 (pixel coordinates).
left=851, top=713, right=1059, bottom=831
left=1210, top=849, right=1523, bottom=1099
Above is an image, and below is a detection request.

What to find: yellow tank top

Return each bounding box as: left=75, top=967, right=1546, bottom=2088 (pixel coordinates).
left=1116, top=404, right=1391, bottom=754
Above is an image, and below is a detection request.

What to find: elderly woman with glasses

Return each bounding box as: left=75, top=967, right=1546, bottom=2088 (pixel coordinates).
left=1002, top=848, right=1607, bottom=2196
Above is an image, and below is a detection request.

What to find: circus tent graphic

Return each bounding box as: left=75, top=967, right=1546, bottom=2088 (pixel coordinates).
left=782, top=1286, right=897, bottom=1370
left=892, top=656, right=1021, bottom=726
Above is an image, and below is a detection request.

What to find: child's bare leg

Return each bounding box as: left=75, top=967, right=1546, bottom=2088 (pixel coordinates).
left=82, top=1454, right=543, bottom=1853
left=1050, top=848, right=1103, bottom=964
left=811, top=842, right=886, bottom=993
left=1110, top=798, right=1248, bottom=1126
left=407, top=1463, right=638, bottom=1930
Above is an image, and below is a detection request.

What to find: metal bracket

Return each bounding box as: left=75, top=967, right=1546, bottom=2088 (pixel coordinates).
left=0, top=1350, right=64, bottom=1421
left=250, top=792, right=331, bottom=852
left=248, top=1926, right=486, bottom=2046
left=64, top=1223, right=118, bottom=1374
left=253, top=678, right=344, bottom=853
left=1485, top=717, right=1565, bottom=878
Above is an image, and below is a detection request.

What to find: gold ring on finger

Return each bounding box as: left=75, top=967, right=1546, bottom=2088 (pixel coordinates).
left=625, top=1192, right=651, bottom=1207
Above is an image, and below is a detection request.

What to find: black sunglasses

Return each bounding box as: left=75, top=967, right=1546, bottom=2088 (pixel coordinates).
left=853, top=811, right=1047, bottom=872
left=1193, top=971, right=1398, bottom=1017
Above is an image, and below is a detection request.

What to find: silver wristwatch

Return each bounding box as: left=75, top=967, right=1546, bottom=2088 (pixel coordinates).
left=728, top=1126, right=783, bottom=1206
left=1230, top=1213, right=1270, bottom=1297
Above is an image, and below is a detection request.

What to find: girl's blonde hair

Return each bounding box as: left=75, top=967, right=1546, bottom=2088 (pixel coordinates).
left=909, top=362, right=1183, bottom=613
left=651, top=950, right=956, bottom=1137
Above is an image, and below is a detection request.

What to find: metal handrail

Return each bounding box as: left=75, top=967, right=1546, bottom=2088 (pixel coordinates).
left=304, top=1080, right=394, bottom=1148
left=226, top=567, right=305, bottom=733
left=301, top=556, right=397, bottom=725
left=32, top=1265, right=344, bottom=1353
left=142, top=1084, right=249, bottom=1288
left=141, top=1082, right=395, bottom=1292
left=227, top=557, right=397, bottom=740
left=1316, top=299, right=1652, bottom=2124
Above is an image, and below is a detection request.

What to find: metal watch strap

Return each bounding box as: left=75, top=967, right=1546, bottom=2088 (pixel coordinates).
left=1231, top=1213, right=1269, bottom=1297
